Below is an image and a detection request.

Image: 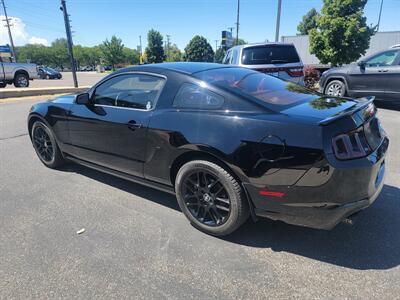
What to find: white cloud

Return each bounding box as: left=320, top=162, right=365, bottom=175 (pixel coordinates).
left=28, top=36, right=49, bottom=46
left=0, top=15, right=48, bottom=46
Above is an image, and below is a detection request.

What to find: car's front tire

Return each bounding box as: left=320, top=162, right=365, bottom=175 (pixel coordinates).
left=175, top=160, right=249, bottom=236
left=325, top=80, right=346, bottom=97
left=31, top=121, right=65, bottom=169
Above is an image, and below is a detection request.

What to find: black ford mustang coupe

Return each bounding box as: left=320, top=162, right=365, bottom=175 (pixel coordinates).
left=28, top=63, right=389, bottom=236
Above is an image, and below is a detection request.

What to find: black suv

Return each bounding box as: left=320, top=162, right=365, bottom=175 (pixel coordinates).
left=319, top=47, right=400, bottom=101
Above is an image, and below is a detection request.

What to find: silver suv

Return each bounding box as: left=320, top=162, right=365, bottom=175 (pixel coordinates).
left=222, top=43, right=304, bottom=85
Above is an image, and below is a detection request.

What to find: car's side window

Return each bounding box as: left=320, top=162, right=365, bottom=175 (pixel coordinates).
left=94, top=74, right=165, bottom=110
left=173, top=83, right=224, bottom=110
left=365, top=50, right=399, bottom=67
left=222, top=50, right=232, bottom=64
left=231, top=49, right=238, bottom=64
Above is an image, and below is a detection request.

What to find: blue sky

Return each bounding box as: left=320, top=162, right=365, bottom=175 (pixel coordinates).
left=2, top=0, right=400, bottom=50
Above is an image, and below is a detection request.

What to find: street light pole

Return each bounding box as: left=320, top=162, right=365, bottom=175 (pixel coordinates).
left=139, top=35, right=143, bottom=64
left=275, top=0, right=282, bottom=42
left=1, top=0, right=17, bottom=61
left=235, top=0, right=240, bottom=45
left=166, top=34, right=171, bottom=61
left=60, top=0, right=78, bottom=88
left=377, top=0, right=384, bottom=32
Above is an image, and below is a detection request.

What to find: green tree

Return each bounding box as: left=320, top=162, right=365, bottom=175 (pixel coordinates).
left=232, top=38, right=247, bottom=46
left=17, top=44, right=49, bottom=65
left=73, top=45, right=85, bottom=69
left=85, top=46, right=102, bottom=69
left=184, top=36, right=214, bottom=62
left=145, top=29, right=165, bottom=63
left=214, top=47, right=226, bottom=63
left=122, top=47, right=140, bottom=65
left=297, top=8, right=318, bottom=35
left=309, top=0, right=375, bottom=66
left=49, top=38, right=69, bottom=69
left=165, top=44, right=182, bottom=62
left=100, top=35, right=125, bottom=70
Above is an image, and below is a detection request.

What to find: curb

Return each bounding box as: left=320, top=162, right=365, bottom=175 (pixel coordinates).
left=0, top=86, right=90, bottom=99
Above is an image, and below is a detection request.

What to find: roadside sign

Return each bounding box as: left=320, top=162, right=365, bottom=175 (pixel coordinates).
left=221, top=31, right=233, bottom=49
left=0, top=45, right=11, bottom=53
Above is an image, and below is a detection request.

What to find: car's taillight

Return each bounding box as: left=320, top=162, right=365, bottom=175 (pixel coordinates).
left=332, top=127, right=371, bottom=160
left=287, top=67, right=304, bottom=77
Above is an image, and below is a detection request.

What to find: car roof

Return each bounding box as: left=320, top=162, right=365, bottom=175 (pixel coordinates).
left=120, top=62, right=235, bottom=75
left=230, top=42, right=296, bottom=50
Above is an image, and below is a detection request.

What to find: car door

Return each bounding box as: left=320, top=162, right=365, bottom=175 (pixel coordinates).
left=348, top=50, right=399, bottom=99
left=68, top=72, right=166, bottom=178
left=383, top=50, right=400, bottom=101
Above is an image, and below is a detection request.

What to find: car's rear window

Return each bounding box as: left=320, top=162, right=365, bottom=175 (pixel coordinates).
left=242, top=45, right=300, bottom=65
left=194, top=67, right=313, bottom=111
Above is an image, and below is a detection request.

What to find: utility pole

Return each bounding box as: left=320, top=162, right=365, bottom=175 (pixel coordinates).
left=139, top=35, right=143, bottom=64
left=1, top=0, right=16, bottom=62
left=214, top=40, right=219, bottom=52
left=275, top=0, right=282, bottom=42
left=60, top=0, right=78, bottom=87
left=377, top=0, right=384, bottom=32
left=166, top=34, right=171, bottom=61
left=235, top=0, right=240, bottom=45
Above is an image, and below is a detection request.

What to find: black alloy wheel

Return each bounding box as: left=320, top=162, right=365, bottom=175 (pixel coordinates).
left=182, top=169, right=231, bottom=226
left=176, top=160, right=249, bottom=236
left=33, top=125, right=54, bottom=162
left=31, top=121, right=65, bottom=168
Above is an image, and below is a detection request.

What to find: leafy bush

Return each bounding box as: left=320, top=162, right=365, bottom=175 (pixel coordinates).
left=304, top=66, right=320, bottom=89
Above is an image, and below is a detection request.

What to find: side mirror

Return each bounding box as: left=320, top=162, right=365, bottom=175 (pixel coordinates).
left=76, top=93, right=90, bottom=105
left=358, top=61, right=366, bottom=68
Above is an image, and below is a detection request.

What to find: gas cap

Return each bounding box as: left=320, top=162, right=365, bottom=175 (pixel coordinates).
left=257, top=134, right=285, bottom=162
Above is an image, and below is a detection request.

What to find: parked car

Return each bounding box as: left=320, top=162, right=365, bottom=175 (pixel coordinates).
left=38, top=67, right=62, bottom=79
left=28, top=62, right=388, bottom=236
left=320, top=47, right=400, bottom=101
left=222, top=43, right=304, bottom=85
left=0, top=57, right=39, bottom=88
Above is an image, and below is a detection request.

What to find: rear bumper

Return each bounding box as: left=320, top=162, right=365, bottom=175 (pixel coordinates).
left=244, top=136, right=388, bottom=230
left=253, top=176, right=384, bottom=229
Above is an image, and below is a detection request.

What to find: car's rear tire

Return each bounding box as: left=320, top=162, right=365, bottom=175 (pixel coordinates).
left=14, top=73, right=29, bottom=88
left=0, top=82, right=6, bottom=88
left=325, top=80, right=346, bottom=97
left=175, top=160, right=249, bottom=236
left=31, top=121, right=65, bottom=169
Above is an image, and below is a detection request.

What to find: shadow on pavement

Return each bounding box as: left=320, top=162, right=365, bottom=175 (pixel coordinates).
left=61, top=164, right=399, bottom=270
left=375, top=101, right=400, bottom=111
left=60, top=164, right=180, bottom=211
left=225, top=184, right=400, bottom=270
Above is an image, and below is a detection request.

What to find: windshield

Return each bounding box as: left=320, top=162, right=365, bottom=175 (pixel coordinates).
left=242, top=45, right=300, bottom=65
left=44, top=67, right=57, bottom=73
left=194, top=67, right=315, bottom=111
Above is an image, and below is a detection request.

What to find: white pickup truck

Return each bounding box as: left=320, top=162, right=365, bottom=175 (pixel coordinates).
left=0, top=58, right=39, bottom=88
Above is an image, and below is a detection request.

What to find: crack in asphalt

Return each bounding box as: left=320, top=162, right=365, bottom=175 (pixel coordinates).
left=0, top=133, right=28, bottom=141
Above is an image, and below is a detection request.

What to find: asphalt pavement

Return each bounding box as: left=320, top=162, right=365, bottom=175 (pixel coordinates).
left=0, top=97, right=399, bottom=299
left=2, top=72, right=107, bottom=89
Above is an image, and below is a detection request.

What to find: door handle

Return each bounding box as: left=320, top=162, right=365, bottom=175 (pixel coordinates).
left=127, top=120, right=143, bottom=130
left=378, top=69, right=389, bottom=72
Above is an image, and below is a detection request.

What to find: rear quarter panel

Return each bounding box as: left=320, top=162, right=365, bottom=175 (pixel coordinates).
left=144, top=109, right=324, bottom=187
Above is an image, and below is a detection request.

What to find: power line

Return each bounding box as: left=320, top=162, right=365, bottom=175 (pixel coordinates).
left=1, top=0, right=16, bottom=61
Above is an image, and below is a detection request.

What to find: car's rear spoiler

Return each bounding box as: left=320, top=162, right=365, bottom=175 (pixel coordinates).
left=318, top=96, right=375, bottom=126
